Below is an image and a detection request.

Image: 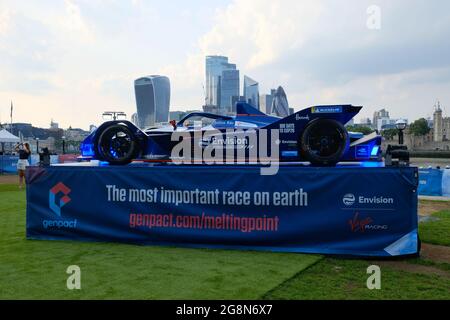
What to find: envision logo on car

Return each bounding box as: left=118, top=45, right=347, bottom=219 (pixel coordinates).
left=343, top=194, right=356, bottom=206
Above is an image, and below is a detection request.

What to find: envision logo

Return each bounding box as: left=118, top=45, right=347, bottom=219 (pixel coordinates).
left=343, top=194, right=355, bottom=206
left=49, top=182, right=71, bottom=216
left=44, top=182, right=76, bottom=229
left=343, top=193, right=394, bottom=206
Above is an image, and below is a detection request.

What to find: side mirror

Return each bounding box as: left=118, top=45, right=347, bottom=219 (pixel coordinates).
left=169, top=120, right=177, bottom=130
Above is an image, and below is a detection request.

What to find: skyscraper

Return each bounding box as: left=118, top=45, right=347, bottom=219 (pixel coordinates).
left=260, top=92, right=274, bottom=114
left=243, top=75, right=259, bottom=109
left=231, top=95, right=245, bottom=113
left=131, top=113, right=139, bottom=126
left=271, top=86, right=289, bottom=117
left=372, top=109, right=390, bottom=130
left=220, top=69, right=240, bottom=113
left=134, top=75, right=170, bottom=128
left=205, top=56, right=237, bottom=109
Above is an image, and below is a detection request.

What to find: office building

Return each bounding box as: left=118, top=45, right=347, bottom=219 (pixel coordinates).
left=131, top=113, right=139, bottom=126
left=243, top=75, right=259, bottom=109
left=220, top=69, right=240, bottom=113
left=134, top=75, right=170, bottom=128
left=231, top=95, right=245, bottom=113
left=205, top=56, right=238, bottom=111
left=260, top=93, right=274, bottom=114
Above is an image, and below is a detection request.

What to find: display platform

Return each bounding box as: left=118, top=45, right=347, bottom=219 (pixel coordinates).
left=25, top=162, right=419, bottom=257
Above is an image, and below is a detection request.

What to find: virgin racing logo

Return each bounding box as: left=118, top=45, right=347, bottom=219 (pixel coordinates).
left=43, top=182, right=77, bottom=229
left=349, top=212, right=388, bottom=233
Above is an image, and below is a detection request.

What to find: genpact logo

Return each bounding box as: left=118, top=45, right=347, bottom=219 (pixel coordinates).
left=49, top=182, right=71, bottom=216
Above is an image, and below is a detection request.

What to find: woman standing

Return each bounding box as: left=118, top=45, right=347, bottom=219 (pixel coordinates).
left=15, top=142, right=31, bottom=189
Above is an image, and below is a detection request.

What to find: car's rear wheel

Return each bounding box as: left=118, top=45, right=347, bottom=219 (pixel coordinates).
left=299, top=118, right=348, bottom=166
left=96, top=124, right=139, bottom=165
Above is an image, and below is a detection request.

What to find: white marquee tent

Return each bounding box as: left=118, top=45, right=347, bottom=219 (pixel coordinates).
left=0, top=129, right=20, bottom=143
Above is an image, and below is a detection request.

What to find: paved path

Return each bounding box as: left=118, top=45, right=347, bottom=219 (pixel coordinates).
left=419, top=195, right=450, bottom=201
left=0, top=174, right=17, bottom=184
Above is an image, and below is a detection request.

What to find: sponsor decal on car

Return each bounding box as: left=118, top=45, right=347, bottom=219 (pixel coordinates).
left=200, top=135, right=253, bottom=150
left=295, top=114, right=310, bottom=121
left=279, top=123, right=295, bottom=133
left=311, top=106, right=342, bottom=113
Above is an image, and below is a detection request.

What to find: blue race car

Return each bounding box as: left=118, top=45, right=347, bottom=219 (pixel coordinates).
left=80, top=102, right=381, bottom=166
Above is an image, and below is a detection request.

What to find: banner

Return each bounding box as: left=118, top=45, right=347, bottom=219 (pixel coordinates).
left=26, top=165, right=419, bottom=257
left=418, top=168, right=445, bottom=196
left=1, top=155, right=19, bottom=173
left=0, top=155, right=60, bottom=173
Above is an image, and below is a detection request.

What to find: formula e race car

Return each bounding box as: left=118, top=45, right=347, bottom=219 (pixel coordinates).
left=80, top=102, right=382, bottom=166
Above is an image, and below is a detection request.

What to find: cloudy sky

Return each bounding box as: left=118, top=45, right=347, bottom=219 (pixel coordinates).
left=1, top=0, right=450, bottom=129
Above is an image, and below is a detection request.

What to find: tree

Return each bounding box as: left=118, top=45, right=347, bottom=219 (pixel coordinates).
left=409, top=118, right=430, bottom=136
left=381, top=128, right=397, bottom=140
left=346, top=125, right=374, bottom=135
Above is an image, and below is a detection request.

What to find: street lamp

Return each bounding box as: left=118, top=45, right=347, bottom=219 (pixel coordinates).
left=62, top=135, right=66, bottom=154
left=35, top=138, right=39, bottom=154
left=102, top=111, right=127, bottom=121
left=395, top=119, right=407, bottom=145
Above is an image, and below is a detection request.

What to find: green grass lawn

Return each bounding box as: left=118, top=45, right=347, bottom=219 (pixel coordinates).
left=0, top=184, right=320, bottom=299
left=1, top=184, right=449, bottom=299
left=419, top=210, right=450, bottom=246
left=265, top=209, right=450, bottom=300
left=263, top=258, right=450, bottom=300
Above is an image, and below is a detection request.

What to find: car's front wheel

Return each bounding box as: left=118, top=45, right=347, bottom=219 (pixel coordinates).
left=299, top=118, right=348, bottom=166
left=96, top=124, right=139, bottom=165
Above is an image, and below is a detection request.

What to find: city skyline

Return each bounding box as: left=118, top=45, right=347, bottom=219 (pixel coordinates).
left=1, top=0, right=450, bottom=129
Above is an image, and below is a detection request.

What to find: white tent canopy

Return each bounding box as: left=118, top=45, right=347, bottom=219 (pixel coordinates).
left=0, top=129, right=20, bottom=143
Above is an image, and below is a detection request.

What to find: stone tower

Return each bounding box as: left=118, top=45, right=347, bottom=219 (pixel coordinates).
left=433, top=101, right=443, bottom=142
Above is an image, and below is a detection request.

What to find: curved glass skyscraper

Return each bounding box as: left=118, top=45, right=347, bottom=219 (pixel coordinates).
left=271, top=86, right=289, bottom=117
left=134, top=75, right=170, bottom=128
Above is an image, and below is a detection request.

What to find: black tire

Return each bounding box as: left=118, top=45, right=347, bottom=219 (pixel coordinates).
left=96, top=124, right=139, bottom=165
left=299, top=118, right=348, bottom=166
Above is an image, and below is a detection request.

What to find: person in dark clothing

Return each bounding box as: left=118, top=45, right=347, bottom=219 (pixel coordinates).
left=39, top=147, right=51, bottom=167
left=15, top=142, right=31, bottom=189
